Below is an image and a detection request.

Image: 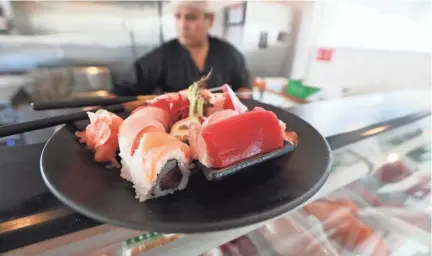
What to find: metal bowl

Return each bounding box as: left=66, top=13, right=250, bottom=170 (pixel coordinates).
left=25, top=65, right=113, bottom=101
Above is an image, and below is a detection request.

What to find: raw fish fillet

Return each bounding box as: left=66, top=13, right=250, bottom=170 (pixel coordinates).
left=189, top=109, right=238, bottom=160
left=189, top=107, right=284, bottom=168
left=201, top=90, right=226, bottom=116
left=133, top=92, right=189, bottom=121
left=75, top=109, right=123, bottom=167
left=304, top=201, right=389, bottom=255
left=201, top=85, right=247, bottom=116
left=221, top=84, right=248, bottom=113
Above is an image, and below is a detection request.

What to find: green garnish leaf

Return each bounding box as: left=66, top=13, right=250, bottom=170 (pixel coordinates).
left=187, top=70, right=212, bottom=118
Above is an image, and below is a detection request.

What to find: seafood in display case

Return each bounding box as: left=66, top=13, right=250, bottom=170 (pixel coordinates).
left=201, top=117, right=431, bottom=256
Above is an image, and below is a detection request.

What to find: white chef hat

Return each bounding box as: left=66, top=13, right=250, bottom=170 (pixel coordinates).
left=172, top=0, right=214, bottom=13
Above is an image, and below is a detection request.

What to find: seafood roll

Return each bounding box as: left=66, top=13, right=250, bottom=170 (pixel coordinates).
left=128, top=132, right=192, bottom=201
left=118, top=106, right=171, bottom=181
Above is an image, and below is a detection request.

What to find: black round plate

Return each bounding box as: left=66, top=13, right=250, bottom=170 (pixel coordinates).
left=40, top=100, right=331, bottom=233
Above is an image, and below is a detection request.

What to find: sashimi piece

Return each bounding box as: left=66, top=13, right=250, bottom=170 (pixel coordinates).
left=327, top=199, right=361, bottom=215
left=75, top=109, right=123, bottom=167
left=142, top=92, right=190, bottom=121
left=200, top=90, right=226, bottom=116
left=221, top=84, right=248, bottom=113
left=189, top=109, right=238, bottom=160
left=201, top=109, right=238, bottom=128
left=303, top=201, right=387, bottom=252
left=190, top=107, right=284, bottom=168
left=128, top=132, right=192, bottom=201
left=131, top=92, right=189, bottom=121
left=258, top=218, right=330, bottom=256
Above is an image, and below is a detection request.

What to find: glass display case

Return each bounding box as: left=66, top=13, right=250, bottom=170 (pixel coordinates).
left=202, top=115, right=431, bottom=256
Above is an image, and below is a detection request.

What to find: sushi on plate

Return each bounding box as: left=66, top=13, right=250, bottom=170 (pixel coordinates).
left=75, top=76, right=298, bottom=202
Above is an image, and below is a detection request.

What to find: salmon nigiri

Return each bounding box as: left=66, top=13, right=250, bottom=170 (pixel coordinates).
left=75, top=109, right=123, bottom=167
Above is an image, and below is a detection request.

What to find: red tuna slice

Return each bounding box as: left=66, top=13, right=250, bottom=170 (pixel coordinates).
left=202, top=109, right=238, bottom=128
left=189, top=110, right=238, bottom=161
left=200, top=107, right=284, bottom=168
left=221, top=84, right=248, bottom=113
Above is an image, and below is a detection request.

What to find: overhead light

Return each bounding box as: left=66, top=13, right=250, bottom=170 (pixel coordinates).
left=387, top=153, right=399, bottom=163
left=361, top=125, right=389, bottom=136
left=86, top=66, right=99, bottom=75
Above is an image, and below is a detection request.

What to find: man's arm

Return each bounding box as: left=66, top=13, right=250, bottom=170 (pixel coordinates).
left=113, top=49, right=163, bottom=96
left=230, top=50, right=251, bottom=92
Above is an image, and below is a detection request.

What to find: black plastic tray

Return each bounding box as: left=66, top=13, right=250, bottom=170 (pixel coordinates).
left=197, top=141, right=296, bottom=181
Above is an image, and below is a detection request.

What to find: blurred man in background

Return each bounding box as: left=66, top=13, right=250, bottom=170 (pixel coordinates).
left=114, top=0, right=251, bottom=96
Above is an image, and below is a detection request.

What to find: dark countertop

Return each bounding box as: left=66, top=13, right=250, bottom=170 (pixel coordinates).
left=0, top=144, right=100, bottom=252
left=0, top=89, right=430, bottom=253
left=16, top=107, right=80, bottom=145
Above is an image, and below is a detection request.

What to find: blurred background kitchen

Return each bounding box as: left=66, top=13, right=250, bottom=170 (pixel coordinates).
left=0, top=2, right=431, bottom=255
left=0, top=0, right=430, bottom=145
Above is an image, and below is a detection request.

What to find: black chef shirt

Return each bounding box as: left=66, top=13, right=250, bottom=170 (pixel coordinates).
left=113, top=36, right=250, bottom=96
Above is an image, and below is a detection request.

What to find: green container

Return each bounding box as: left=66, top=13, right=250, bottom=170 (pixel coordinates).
left=285, top=80, right=320, bottom=100
left=125, top=232, right=162, bottom=246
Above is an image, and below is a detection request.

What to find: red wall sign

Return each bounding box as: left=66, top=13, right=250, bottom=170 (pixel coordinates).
left=316, top=48, right=334, bottom=62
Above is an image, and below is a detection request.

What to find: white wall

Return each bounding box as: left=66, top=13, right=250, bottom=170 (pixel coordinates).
left=227, top=1, right=295, bottom=77
left=0, top=0, right=13, bottom=18
left=315, top=0, right=432, bottom=52
left=241, top=1, right=292, bottom=50
left=304, top=47, right=431, bottom=90
left=291, top=0, right=432, bottom=94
